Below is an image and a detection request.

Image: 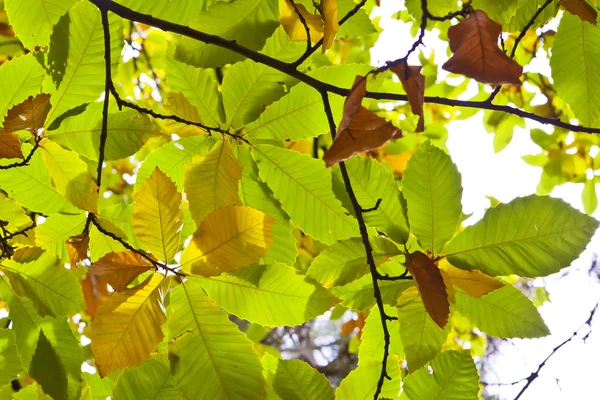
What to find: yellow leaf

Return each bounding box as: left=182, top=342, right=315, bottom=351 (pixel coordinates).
left=41, top=141, right=98, bottom=212
left=181, top=205, right=274, bottom=276
left=90, top=273, right=167, bottom=377
left=184, top=140, right=242, bottom=226
left=133, top=168, right=183, bottom=262
left=440, top=260, right=504, bottom=298
left=321, top=0, right=339, bottom=53
left=88, top=251, right=155, bottom=292
left=280, top=0, right=324, bottom=43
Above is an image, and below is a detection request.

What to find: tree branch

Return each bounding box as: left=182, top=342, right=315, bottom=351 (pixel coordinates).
left=0, top=135, right=41, bottom=170
left=287, top=0, right=312, bottom=55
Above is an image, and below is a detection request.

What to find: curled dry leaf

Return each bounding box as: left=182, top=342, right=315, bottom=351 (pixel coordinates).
left=404, top=251, right=452, bottom=328
left=3, top=94, right=51, bottom=134
left=323, top=76, right=401, bottom=167
left=559, top=0, right=598, bottom=24
left=65, top=233, right=89, bottom=268
left=390, top=64, right=425, bottom=132
left=442, top=10, right=523, bottom=85
left=281, top=0, right=324, bottom=43
left=81, top=274, right=110, bottom=318
left=321, top=0, right=339, bottom=53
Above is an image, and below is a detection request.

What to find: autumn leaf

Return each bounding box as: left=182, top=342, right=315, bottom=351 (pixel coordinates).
left=88, top=251, right=155, bottom=291
left=440, top=260, right=504, bottom=298
left=404, top=251, right=453, bottom=328
left=0, top=130, right=23, bottom=159
left=323, top=76, right=401, bottom=167
left=442, top=10, right=523, bottom=85
left=321, top=0, right=339, bottom=53
left=3, top=94, right=51, bottom=134
left=560, top=0, right=598, bottom=24
left=90, top=273, right=167, bottom=377
left=390, top=64, right=425, bottom=132
left=65, top=233, right=89, bottom=268
left=281, top=0, right=324, bottom=43
left=80, top=274, right=110, bottom=318
left=180, top=205, right=274, bottom=276
left=133, top=168, right=183, bottom=263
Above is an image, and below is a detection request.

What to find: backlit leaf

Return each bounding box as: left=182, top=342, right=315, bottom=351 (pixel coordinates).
left=0, top=54, right=46, bottom=124
left=112, top=354, right=181, bottom=400
left=65, top=233, right=89, bottom=267
left=30, top=330, right=68, bottom=400
left=335, top=357, right=401, bottom=400
left=358, top=305, right=403, bottom=364
left=272, top=359, right=334, bottom=400
left=280, top=0, right=324, bottom=43
left=390, top=64, right=425, bottom=132
left=3, top=94, right=51, bottom=134
left=440, top=261, right=504, bottom=298
left=322, top=0, right=339, bottom=53
left=0, top=329, right=22, bottom=387
left=88, top=251, right=155, bottom=292
left=0, top=131, right=23, bottom=159
left=559, top=0, right=597, bottom=24
left=133, top=168, right=183, bottom=263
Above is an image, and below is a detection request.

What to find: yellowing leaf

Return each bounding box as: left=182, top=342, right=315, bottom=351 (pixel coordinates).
left=133, top=168, right=183, bottom=262
left=41, top=141, right=98, bottom=213
left=390, top=64, right=425, bottom=132
left=184, top=140, right=242, bottom=226
left=88, top=251, right=155, bottom=292
left=181, top=205, right=274, bottom=276
left=281, top=0, right=324, bottom=43
left=65, top=233, right=89, bottom=268
left=404, top=251, right=452, bottom=328
left=321, top=0, right=339, bottom=53
left=80, top=274, right=110, bottom=319
left=90, top=273, right=167, bottom=377
left=440, top=260, right=504, bottom=298
left=0, top=130, right=23, bottom=159
left=442, top=10, right=523, bottom=85
left=560, top=0, right=597, bottom=24
left=3, top=94, right=51, bottom=134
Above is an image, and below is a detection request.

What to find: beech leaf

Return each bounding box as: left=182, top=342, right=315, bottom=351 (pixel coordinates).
left=560, top=0, right=598, bottom=24
left=440, top=261, right=504, bottom=298
left=390, top=64, right=425, bottom=132
left=442, top=10, right=523, bottom=85
left=281, top=0, right=324, bottom=43
left=65, top=233, right=89, bottom=268
left=0, top=130, right=23, bottom=159
left=322, top=0, right=339, bottom=53
left=3, top=94, right=51, bottom=134
left=88, top=251, right=155, bottom=292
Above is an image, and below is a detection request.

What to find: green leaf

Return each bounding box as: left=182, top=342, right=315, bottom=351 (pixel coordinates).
left=255, top=145, right=358, bottom=245
left=0, top=329, right=22, bottom=387
left=333, top=156, right=409, bottom=243
left=506, top=0, right=557, bottom=32
left=82, top=373, right=114, bottom=400
left=455, top=285, right=549, bottom=338
left=137, top=136, right=214, bottom=192
left=337, top=0, right=376, bottom=38
left=0, top=193, right=32, bottom=232
left=444, top=195, right=599, bottom=277
left=272, top=359, right=334, bottom=400
left=0, top=145, right=76, bottom=215
left=97, top=202, right=145, bottom=250
left=0, top=54, right=46, bottom=124
left=175, top=0, right=279, bottom=68
left=46, top=1, right=123, bottom=125
left=0, top=250, right=85, bottom=317
left=307, top=236, right=401, bottom=287
left=167, top=279, right=266, bottom=399
left=358, top=305, right=403, bottom=365
left=551, top=12, right=600, bottom=127
left=169, top=330, right=266, bottom=400
left=398, top=287, right=450, bottom=371
left=199, top=263, right=338, bottom=327
left=583, top=180, right=598, bottom=215
left=35, top=213, right=86, bottom=262
left=222, top=27, right=304, bottom=129
left=112, top=354, right=181, bottom=400
left=5, top=0, right=76, bottom=49
left=30, top=330, right=68, bottom=400
left=335, top=357, right=401, bottom=400
left=115, top=0, right=212, bottom=25
left=245, top=64, right=374, bottom=141
left=400, top=350, right=479, bottom=400
left=184, top=140, right=242, bottom=226
left=402, top=142, right=462, bottom=255
left=48, top=105, right=163, bottom=161
left=166, top=59, right=225, bottom=128
left=13, top=382, right=53, bottom=400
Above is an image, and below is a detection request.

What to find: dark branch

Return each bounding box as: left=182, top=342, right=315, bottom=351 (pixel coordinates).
left=288, top=0, right=312, bottom=55
left=361, top=198, right=382, bottom=213
left=96, top=6, right=112, bottom=189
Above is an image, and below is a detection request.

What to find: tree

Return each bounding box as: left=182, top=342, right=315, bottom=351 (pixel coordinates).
left=0, top=0, right=598, bottom=399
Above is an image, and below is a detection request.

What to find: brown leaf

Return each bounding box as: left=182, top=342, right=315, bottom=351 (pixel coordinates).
left=440, top=261, right=503, bottom=298
left=442, top=10, right=523, bottom=85
left=65, top=234, right=89, bottom=268
left=88, top=251, right=154, bottom=292
left=390, top=64, right=425, bottom=132
left=560, top=0, right=598, bottom=24
left=404, top=251, right=451, bottom=328
left=322, top=0, right=339, bottom=53
left=0, top=130, right=23, bottom=159
left=281, top=0, right=324, bottom=43
left=3, top=94, right=51, bottom=134
left=81, top=274, right=110, bottom=319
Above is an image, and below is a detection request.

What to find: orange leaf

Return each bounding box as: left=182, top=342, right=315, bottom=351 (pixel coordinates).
left=442, top=10, right=523, bottom=85
left=440, top=261, right=503, bottom=298
left=281, top=0, right=324, bottom=43
left=3, top=94, right=51, bottom=134
left=560, top=0, right=598, bottom=24
left=65, top=234, right=89, bottom=268
left=404, top=251, right=451, bottom=328
left=390, top=64, right=425, bottom=132
left=324, top=76, right=401, bottom=167
left=322, top=0, right=339, bottom=53
left=0, top=130, right=23, bottom=159
left=81, top=274, right=110, bottom=318
left=88, top=251, right=154, bottom=292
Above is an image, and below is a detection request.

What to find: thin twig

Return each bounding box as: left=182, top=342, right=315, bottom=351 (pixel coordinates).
left=288, top=0, right=312, bottom=54
left=0, top=135, right=42, bottom=170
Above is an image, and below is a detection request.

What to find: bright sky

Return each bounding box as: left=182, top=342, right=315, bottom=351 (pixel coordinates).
left=372, top=1, right=600, bottom=399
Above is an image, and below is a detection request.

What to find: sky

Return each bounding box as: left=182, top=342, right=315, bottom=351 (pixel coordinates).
left=371, top=1, right=600, bottom=399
